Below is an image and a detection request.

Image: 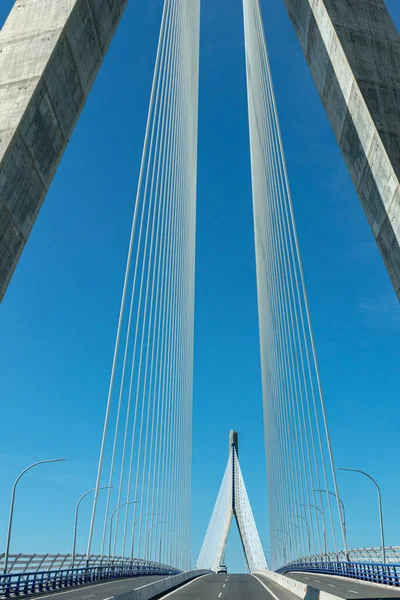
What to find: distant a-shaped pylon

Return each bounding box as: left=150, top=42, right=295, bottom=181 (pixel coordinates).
left=196, top=431, right=267, bottom=572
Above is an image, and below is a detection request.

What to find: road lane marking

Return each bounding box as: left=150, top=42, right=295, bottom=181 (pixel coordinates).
left=158, top=574, right=210, bottom=598
left=328, top=584, right=336, bottom=588
left=252, top=574, right=281, bottom=600
left=135, top=576, right=172, bottom=590
left=315, top=580, right=320, bottom=583
left=218, top=593, right=222, bottom=598
left=348, top=591, right=359, bottom=595
left=103, top=597, right=114, bottom=599
left=305, top=577, right=309, bottom=580
left=33, top=576, right=140, bottom=600
left=223, top=584, right=226, bottom=588
left=82, top=595, right=95, bottom=599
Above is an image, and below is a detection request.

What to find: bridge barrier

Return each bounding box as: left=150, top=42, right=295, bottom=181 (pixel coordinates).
left=0, top=564, right=179, bottom=598
left=278, top=561, right=400, bottom=587
left=254, top=570, right=340, bottom=600
left=115, top=570, right=212, bottom=600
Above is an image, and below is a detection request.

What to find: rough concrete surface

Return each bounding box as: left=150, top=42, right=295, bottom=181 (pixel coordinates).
left=0, top=0, right=127, bottom=301
left=283, top=0, right=400, bottom=299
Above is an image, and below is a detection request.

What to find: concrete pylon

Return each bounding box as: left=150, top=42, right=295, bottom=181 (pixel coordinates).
left=229, top=429, right=239, bottom=457
left=283, top=0, right=400, bottom=300
left=0, top=0, right=127, bottom=301
left=196, top=431, right=267, bottom=572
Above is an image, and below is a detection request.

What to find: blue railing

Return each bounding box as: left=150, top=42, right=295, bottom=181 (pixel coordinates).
left=278, top=560, right=400, bottom=587
left=0, top=563, right=179, bottom=598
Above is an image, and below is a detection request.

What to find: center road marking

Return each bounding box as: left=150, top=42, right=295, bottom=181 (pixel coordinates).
left=328, top=584, right=336, bottom=588
left=158, top=574, right=210, bottom=598
left=348, top=591, right=359, bottom=595
left=223, top=584, right=226, bottom=588
left=218, top=593, right=222, bottom=598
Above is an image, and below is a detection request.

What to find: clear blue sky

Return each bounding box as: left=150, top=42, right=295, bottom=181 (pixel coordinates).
left=0, top=0, right=399, bottom=573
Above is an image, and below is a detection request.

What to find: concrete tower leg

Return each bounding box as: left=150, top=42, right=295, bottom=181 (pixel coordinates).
left=0, top=0, right=127, bottom=301
left=283, top=0, right=400, bottom=299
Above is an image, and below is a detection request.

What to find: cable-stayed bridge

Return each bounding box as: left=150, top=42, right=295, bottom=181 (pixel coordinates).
left=0, top=0, right=399, bottom=599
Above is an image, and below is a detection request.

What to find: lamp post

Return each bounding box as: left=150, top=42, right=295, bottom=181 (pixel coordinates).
left=313, top=488, right=348, bottom=560
left=159, top=529, right=173, bottom=565
left=72, top=486, right=111, bottom=568
left=271, top=535, right=286, bottom=564
left=108, top=501, right=138, bottom=564
left=339, top=468, right=386, bottom=564
left=130, top=512, right=156, bottom=560
left=145, top=521, right=165, bottom=559
left=4, top=458, right=65, bottom=575
left=301, top=504, right=327, bottom=559
left=292, top=514, right=311, bottom=556
left=287, top=521, right=301, bottom=560
left=277, top=529, right=292, bottom=561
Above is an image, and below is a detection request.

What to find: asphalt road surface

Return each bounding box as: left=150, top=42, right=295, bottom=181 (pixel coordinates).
left=287, top=572, right=400, bottom=598
left=33, top=575, right=166, bottom=600
left=158, top=573, right=300, bottom=599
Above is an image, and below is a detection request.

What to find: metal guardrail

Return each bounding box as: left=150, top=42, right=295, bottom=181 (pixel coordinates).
left=279, top=560, right=400, bottom=587
left=0, top=555, right=165, bottom=574
left=286, top=546, right=400, bottom=565
left=0, top=563, right=180, bottom=598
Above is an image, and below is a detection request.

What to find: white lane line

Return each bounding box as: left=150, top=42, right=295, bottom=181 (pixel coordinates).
left=134, top=576, right=172, bottom=591
left=223, top=584, right=226, bottom=588
left=315, top=580, right=320, bottom=583
left=252, top=574, right=281, bottom=600
left=82, top=595, right=95, bottom=599
left=305, top=577, right=309, bottom=580
left=348, top=591, right=359, bottom=595
left=103, top=597, right=114, bottom=600
left=218, top=593, right=222, bottom=598
left=328, top=584, right=336, bottom=588
left=33, top=577, right=136, bottom=600
left=157, top=574, right=211, bottom=598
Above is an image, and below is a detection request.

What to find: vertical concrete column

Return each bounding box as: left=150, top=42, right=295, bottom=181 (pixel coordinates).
left=0, top=0, right=127, bottom=301
left=283, top=0, right=400, bottom=299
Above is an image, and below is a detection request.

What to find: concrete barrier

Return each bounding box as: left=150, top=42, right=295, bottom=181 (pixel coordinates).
left=253, top=570, right=341, bottom=600
left=115, top=570, right=211, bottom=600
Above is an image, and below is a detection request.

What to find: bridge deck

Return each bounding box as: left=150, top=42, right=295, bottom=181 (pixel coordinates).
left=22, top=575, right=166, bottom=600
left=157, top=573, right=299, bottom=599
left=286, top=572, right=400, bottom=599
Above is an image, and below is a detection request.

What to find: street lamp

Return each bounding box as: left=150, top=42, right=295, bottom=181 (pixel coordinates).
left=159, top=529, right=173, bottom=564
left=145, top=521, right=165, bottom=559
left=108, top=501, right=138, bottom=563
left=4, top=458, right=65, bottom=574
left=271, top=535, right=286, bottom=564
left=292, top=514, right=311, bottom=556
left=286, top=521, right=301, bottom=560
left=313, top=488, right=348, bottom=560
left=277, top=529, right=292, bottom=561
left=129, top=512, right=156, bottom=560
left=301, top=504, right=328, bottom=558
left=72, top=486, right=111, bottom=568
left=339, top=468, right=386, bottom=564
